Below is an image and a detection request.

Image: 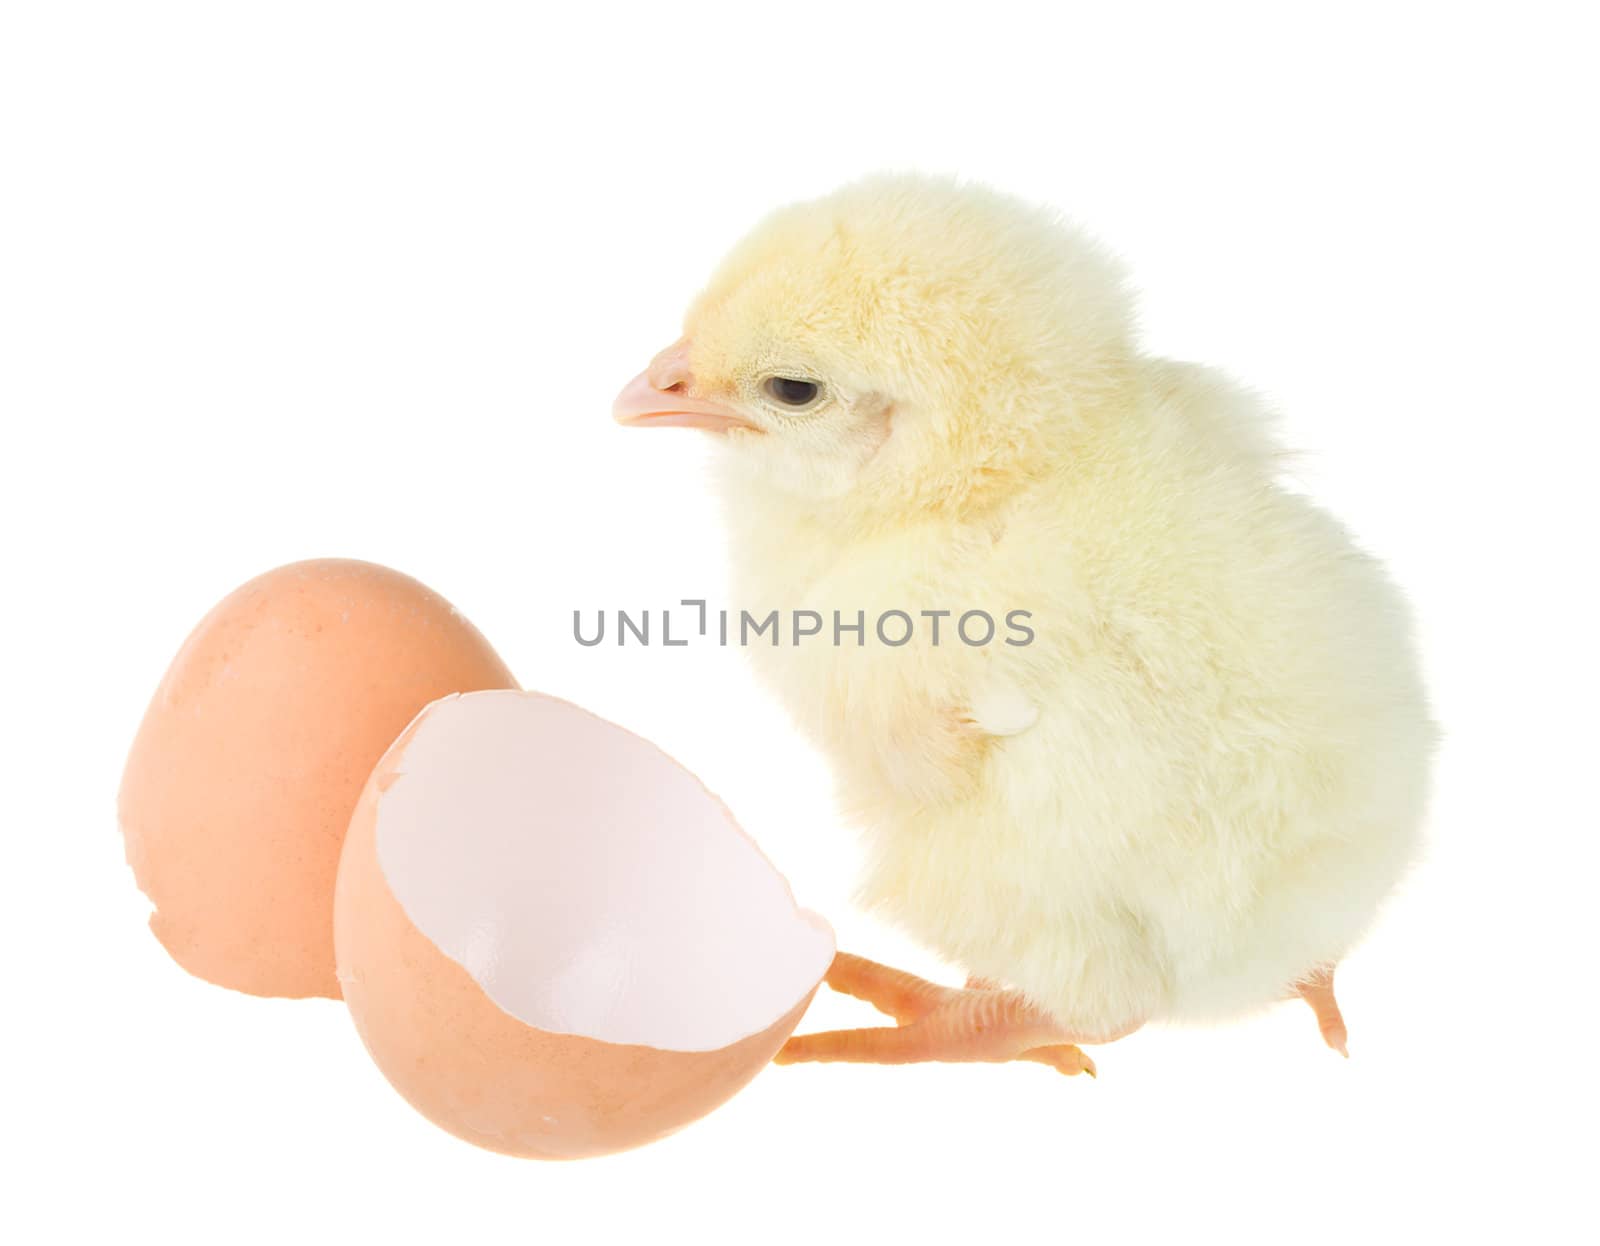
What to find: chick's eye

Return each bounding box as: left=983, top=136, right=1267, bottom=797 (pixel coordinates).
left=763, top=376, right=822, bottom=407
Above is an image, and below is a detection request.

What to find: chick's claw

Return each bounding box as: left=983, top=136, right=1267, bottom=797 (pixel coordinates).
left=775, top=952, right=1106, bottom=1076
left=1020, top=1045, right=1098, bottom=1077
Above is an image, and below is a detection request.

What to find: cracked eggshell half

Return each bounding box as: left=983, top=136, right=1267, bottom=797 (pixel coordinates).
left=118, top=560, right=517, bottom=999
left=334, top=690, right=835, bottom=1159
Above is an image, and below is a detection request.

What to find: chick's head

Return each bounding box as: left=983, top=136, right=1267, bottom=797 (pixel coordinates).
left=615, top=175, right=1136, bottom=515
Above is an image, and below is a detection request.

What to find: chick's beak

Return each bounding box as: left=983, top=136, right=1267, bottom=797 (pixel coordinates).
left=613, top=340, right=760, bottom=433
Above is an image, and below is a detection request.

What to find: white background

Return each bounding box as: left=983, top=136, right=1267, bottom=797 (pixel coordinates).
left=4, top=2, right=1596, bottom=1242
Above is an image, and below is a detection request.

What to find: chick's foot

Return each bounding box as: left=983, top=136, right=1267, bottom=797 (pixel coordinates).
left=775, top=953, right=1119, bottom=1076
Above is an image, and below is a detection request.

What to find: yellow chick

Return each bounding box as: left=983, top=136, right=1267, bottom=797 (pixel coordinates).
left=615, top=175, right=1436, bottom=1074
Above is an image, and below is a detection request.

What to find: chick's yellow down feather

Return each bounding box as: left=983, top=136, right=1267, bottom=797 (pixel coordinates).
left=626, top=175, right=1436, bottom=1042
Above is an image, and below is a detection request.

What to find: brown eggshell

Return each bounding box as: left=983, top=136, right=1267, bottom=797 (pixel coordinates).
left=118, top=559, right=517, bottom=999
left=333, top=691, right=833, bottom=1159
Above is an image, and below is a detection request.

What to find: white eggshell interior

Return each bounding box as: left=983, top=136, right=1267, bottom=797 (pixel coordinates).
left=374, top=690, right=834, bottom=1052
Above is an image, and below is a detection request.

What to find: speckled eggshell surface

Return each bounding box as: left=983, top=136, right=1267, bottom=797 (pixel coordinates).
left=118, top=559, right=517, bottom=999
left=334, top=690, right=835, bottom=1159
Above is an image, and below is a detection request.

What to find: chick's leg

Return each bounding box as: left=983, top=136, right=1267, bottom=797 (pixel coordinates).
left=1294, top=964, right=1349, bottom=1056
left=775, top=953, right=1118, bottom=1076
